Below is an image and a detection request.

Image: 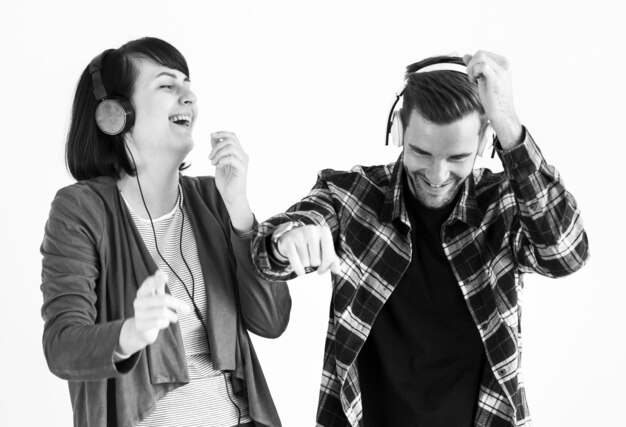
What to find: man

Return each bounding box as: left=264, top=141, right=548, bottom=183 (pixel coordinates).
left=251, top=51, right=588, bottom=426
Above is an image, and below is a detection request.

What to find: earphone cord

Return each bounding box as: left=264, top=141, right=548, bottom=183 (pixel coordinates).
left=127, top=147, right=242, bottom=426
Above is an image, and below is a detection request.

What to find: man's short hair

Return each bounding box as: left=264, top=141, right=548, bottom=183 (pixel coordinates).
left=400, top=55, right=486, bottom=130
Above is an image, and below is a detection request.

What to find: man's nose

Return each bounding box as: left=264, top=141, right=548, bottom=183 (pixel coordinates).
left=425, top=160, right=450, bottom=185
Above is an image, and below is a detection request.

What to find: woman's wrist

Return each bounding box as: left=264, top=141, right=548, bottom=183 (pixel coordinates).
left=225, top=198, right=254, bottom=233
left=117, top=318, right=145, bottom=358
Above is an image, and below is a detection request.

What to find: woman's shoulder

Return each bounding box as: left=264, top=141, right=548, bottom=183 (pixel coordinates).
left=50, top=176, right=118, bottom=219
left=180, top=175, right=229, bottom=218
left=54, top=176, right=115, bottom=201
left=180, top=175, right=219, bottom=201
left=180, top=175, right=216, bottom=189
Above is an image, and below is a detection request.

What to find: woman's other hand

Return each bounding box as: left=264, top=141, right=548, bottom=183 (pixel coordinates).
left=117, top=270, right=189, bottom=357
left=210, top=131, right=254, bottom=233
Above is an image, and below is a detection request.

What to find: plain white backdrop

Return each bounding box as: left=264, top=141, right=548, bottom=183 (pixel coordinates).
left=1, top=1, right=624, bottom=426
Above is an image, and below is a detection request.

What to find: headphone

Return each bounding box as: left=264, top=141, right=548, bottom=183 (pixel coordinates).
left=89, top=50, right=135, bottom=135
left=385, top=60, right=496, bottom=157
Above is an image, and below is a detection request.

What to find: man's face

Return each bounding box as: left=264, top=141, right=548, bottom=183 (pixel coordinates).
left=402, top=110, right=485, bottom=209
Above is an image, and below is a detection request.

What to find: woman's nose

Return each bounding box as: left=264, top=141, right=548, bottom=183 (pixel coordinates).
left=181, top=86, right=197, bottom=105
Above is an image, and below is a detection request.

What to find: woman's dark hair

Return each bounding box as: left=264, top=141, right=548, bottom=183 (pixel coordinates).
left=400, top=55, right=486, bottom=132
left=66, top=37, right=190, bottom=181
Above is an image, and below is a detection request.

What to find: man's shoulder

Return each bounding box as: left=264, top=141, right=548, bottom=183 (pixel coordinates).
left=472, top=167, right=514, bottom=207
left=317, top=162, right=396, bottom=191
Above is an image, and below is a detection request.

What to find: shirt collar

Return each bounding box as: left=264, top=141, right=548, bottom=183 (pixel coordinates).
left=380, top=153, right=483, bottom=228
left=380, top=153, right=409, bottom=226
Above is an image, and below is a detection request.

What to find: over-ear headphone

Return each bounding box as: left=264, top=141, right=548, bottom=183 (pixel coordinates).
left=385, top=60, right=496, bottom=157
left=89, top=50, right=135, bottom=136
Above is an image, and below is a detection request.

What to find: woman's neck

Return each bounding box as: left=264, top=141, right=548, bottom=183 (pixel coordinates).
left=117, top=166, right=181, bottom=219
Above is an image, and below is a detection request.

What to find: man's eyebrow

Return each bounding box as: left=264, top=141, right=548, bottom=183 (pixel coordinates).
left=408, top=144, right=431, bottom=154
left=408, top=144, right=473, bottom=158
left=450, top=152, right=474, bottom=158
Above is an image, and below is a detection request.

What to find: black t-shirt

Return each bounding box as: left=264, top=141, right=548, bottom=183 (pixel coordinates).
left=358, top=181, right=485, bottom=427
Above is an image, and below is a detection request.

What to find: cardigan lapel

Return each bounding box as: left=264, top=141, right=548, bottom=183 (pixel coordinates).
left=181, top=178, right=238, bottom=372
left=114, top=185, right=190, bottom=385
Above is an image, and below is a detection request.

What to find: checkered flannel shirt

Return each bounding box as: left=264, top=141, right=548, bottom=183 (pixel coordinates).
left=251, top=130, right=589, bottom=427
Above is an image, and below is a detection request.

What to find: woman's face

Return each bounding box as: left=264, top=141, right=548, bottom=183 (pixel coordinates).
left=125, top=57, right=198, bottom=163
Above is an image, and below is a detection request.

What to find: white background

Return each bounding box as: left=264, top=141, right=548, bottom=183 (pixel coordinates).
left=0, top=1, right=624, bottom=426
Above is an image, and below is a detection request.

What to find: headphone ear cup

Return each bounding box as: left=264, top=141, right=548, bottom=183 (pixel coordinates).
left=95, top=97, right=134, bottom=135
left=390, top=109, right=404, bottom=147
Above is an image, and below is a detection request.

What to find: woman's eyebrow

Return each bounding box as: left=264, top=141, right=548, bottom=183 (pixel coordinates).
left=155, top=71, right=178, bottom=79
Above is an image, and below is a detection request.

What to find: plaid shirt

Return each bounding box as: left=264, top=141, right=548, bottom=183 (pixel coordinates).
left=251, top=130, right=589, bottom=427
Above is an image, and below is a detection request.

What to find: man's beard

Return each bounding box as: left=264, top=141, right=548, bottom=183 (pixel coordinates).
left=407, top=173, right=465, bottom=209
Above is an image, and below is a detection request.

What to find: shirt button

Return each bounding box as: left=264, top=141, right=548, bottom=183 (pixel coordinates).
left=511, top=162, right=518, bottom=170
left=498, top=368, right=507, bottom=376
left=528, top=202, right=538, bottom=212
left=444, top=237, right=452, bottom=244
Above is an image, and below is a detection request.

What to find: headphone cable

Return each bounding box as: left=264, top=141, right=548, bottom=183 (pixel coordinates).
left=126, top=144, right=242, bottom=426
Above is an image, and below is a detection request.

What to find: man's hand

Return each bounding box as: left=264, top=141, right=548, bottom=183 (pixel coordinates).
left=463, top=50, right=523, bottom=149
left=274, top=224, right=341, bottom=276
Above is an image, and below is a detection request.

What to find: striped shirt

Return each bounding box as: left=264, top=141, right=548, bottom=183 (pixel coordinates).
left=251, top=131, right=589, bottom=427
left=122, top=188, right=252, bottom=427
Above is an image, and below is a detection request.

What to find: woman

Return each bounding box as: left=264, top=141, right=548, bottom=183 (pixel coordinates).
left=40, top=37, right=291, bottom=427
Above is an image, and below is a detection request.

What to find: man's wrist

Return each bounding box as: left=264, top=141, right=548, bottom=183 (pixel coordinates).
left=270, top=222, right=300, bottom=263
left=493, top=117, right=524, bottom=150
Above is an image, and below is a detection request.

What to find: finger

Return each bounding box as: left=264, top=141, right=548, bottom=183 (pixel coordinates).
left=293, top=233, right=311, bottom=269
left=211, top=145, right=248, bottom=166
left=171, top=297, right=191, bottom=316
left=138, top=317, right=173, bottom=332
left=307, top=227, right=322, bottom=268
left=464, top=50, right=488, bottom=83
left=211, top=130, right=238, bottom=141
left=210, top=142, right=248, bottom=167
left=214, top=154, right=247, bottom=173
left=470, top=61, right=497, bottom=83
left=282, top=239, right=307, bottom=276
left=210, top=131, right=239, bottom=150
left=135, top=306, right=179, bottom=327
left=474, top=50, right=505, bottom=66
left=330, top=256, right=341, bottom=275
left=134, top=294, right=188, bottom=312
left=209, top=137, right=235, bottom=158
left=136, top=296, right=189, bottom=324
left=136, top=270, right=168, bottom=297
left=318, top=226, right=339, bottom=274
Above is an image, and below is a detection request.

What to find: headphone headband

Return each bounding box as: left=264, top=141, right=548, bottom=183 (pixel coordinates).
left=415, top=62, right=467, bottom=75
left=89, top=50, right=113, bottom=101
left=385, top=58, right=493, bottom=153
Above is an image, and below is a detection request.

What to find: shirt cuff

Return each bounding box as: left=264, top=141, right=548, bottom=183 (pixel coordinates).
left=113, top=349, right=132, bottom=363
left=496, top=127, right=544, bottom=181
left=266, top=234, right=292, bottom=268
